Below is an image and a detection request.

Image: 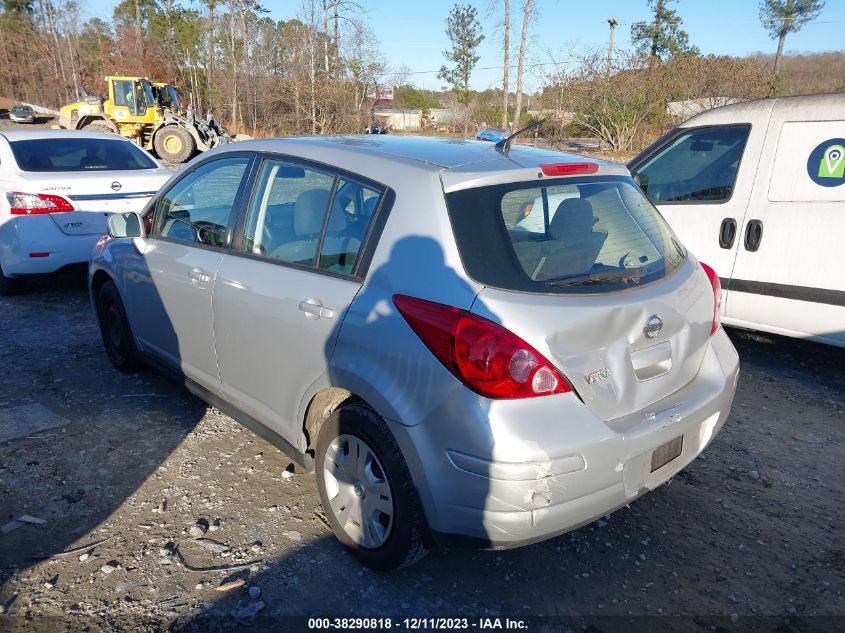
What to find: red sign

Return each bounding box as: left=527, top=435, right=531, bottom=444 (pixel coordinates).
left=367, top=85, right=394, bottom=101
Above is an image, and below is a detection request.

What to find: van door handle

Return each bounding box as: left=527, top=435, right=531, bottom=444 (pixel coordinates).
left=188, top=267, right=211, bottom=284
left=718, top=217, right=737, bottom=249
left=744, top=219, right=764, bottom=252
left=299, top=299, right=335, bottom=320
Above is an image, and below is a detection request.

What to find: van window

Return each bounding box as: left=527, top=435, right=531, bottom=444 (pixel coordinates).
left=634, top=125, right=750, bottom=204
left=446, top=177, right=685, bottom=294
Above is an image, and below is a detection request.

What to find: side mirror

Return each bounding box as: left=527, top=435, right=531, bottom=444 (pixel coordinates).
left=108, top=212, right=144, bottom=239
left=165, top=218, right=200, bottom=243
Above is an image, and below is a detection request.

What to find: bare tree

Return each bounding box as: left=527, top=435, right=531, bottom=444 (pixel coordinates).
left=133, top=0, right=142, bottom=58
left=512, top=0, right=532, bottom=128
left=501, top=0, right=510, bottom=128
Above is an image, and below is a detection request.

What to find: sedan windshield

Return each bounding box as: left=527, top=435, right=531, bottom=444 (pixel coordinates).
left=10, top=138, right=158, bottom=172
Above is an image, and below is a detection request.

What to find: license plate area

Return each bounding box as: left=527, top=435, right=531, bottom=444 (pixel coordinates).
left=650, top=435, right=683, bottom=472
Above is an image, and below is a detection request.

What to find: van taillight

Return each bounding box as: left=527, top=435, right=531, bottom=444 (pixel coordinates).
left=393, top=294, right=572, bottom=399
left=700, top=262, right=721, bottom=336
left=7, top=192, right=74, bottom=215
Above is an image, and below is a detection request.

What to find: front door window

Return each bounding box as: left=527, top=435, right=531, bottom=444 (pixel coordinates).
left=634, top=125, right=750, bottom=204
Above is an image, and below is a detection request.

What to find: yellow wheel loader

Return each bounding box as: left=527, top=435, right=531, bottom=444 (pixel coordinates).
left=58, top=76, right=237, bottom=163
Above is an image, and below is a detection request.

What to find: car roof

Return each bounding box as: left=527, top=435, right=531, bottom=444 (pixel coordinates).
left=222, top=135, right=625, bottom=174
left=0, top=130, right=135, bottom=143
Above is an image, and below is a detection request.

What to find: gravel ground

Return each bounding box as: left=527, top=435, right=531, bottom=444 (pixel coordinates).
left=0, top=268, right=843, bottom=632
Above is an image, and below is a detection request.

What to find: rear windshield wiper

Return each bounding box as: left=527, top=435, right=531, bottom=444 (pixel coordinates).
left=545, top=267, right=646, bottom=287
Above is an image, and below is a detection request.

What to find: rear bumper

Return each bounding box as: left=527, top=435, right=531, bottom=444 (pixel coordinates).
left=389, top=328, right=740, bottom=549
left=0, top=216, right=102, bottom=275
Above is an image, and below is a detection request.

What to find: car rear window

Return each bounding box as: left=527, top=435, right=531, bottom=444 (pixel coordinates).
left=9, top=138, right=157, bottom=172
left=445, top=176, right=685, bottom=294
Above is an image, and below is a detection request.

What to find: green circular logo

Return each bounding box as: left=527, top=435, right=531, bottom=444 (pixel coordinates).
left=808, top=139, right=845, bottom=187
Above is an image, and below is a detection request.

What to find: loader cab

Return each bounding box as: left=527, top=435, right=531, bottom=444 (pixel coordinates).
left=152, top=83, right=183, bottom=115
left=107, top=77, right=155, bottom=122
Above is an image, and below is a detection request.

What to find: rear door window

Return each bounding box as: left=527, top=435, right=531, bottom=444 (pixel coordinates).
left=319, top=178, right=383, bottom=274
left=634, top=125, right=750, bottom=203
left=446, top=177, right=685, bottom=294
left=239, top=158, right=385, bottom=275
left=240, top=159, right=335, bottom=267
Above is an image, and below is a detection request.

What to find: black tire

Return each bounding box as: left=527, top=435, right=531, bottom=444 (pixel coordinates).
left=96, top=280, right=142, bottom=373
left=315, top=404, right=428, bottom=570
left=153, top=126, right=196, bottom=163
left=84, top=120, right=116, bottom=134
left=0, top=264, right=25, bottom=296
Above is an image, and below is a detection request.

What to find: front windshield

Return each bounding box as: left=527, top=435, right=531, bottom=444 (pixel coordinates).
left=142, top=81, right=154, bottom=111
left=167, top=86, right=180, bottom=111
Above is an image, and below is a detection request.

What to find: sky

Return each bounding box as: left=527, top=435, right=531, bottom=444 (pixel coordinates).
left=83, top=0, right=844, bottom=92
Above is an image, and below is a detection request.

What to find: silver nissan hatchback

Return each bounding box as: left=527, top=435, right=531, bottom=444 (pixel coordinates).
left=90, top=136, right=739, bottom=569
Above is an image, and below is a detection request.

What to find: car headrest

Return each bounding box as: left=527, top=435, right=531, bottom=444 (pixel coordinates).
left=549, top=198, right=598, bottom=239
left=326, top=199, right=348, bottom=233
left=363, top=196, right=380, bottom=217
left=294, top=189, right=330, bottom=236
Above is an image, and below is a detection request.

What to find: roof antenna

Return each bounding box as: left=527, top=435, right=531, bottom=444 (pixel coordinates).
left=495, top=118, right=546, bottom=155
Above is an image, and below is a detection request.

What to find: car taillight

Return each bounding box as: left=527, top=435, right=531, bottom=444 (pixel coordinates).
left=7, top=192, right=74, bottom=215
left=393, top=294, right=573, bottom=399
left=700, top=262, right=721, bottom=336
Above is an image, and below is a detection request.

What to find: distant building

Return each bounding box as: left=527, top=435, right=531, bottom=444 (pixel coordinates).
left=372, top=108, right=422, bottom=131
left=527, top=109, right=574, bottom=124
left=666, top=98, right=737, bottom=122
left=427, top=108, right=461, bottom=130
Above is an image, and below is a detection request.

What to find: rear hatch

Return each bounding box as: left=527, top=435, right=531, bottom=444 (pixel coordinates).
left=472, top=260, right=712, bottom=421
left=444, top=168, right=714, bottom=421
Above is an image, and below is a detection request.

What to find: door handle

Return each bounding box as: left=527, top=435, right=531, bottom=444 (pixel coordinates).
left=188, top=267, right=211, bottom=284
left=299, top=300, right=335, bottom=320
left=718, top=217, right=737, bottom=249
left=743, top=219, right=764, bottom=252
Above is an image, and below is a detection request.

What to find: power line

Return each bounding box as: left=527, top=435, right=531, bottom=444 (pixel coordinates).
left=376, top=58, right=583, bottom=78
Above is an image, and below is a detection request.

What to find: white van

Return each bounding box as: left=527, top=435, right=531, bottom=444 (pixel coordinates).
left=630, top=94, right=845, bottom=348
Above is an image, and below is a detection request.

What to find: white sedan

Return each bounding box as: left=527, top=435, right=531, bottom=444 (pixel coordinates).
left=0, top=130, right=173, bottom=294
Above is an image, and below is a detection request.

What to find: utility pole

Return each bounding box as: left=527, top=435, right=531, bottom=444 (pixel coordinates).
left=607, top=17, right=618, bottom=75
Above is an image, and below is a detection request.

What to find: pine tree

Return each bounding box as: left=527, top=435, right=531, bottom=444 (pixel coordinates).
left=438, top=3, right=484, bottom=135
left=759, top=0, right=825, bottom=74
left=630, top=0, right=699, bottom=61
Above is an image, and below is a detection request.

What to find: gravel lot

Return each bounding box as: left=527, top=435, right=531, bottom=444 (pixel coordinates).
left=0, top=254, right=843, bottom=629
